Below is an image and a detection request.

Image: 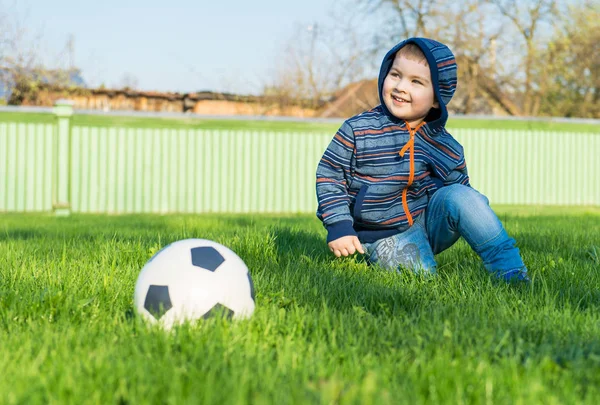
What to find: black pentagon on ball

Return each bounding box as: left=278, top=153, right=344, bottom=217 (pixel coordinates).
left=191, top=246, right=225, bottom=272
left=144, top=285, right=173, bottom=319
left=202, top=303, right=234, bottom=320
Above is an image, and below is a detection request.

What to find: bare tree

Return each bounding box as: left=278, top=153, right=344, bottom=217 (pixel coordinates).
left=354, top=0, right=448, bottom=52
left=347, top=0, right=571, bottom=116
left=270, top=0, right=594, bottom=118
left=354, top=0, right=523, bottom=115
left=0, top=6, right=81, bottom=105
left=538, top=0, right=600, bottom=117
left=487, top=0, right=561, bottom=115
left=266, top=1, right=371, bottom=111
left=435, top=1, right=505, bottom=114
left=0, top=7, right=41, bottom=96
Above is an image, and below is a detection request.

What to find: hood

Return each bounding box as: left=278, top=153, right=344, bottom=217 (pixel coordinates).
left=377, top=37, right=457, bottom=131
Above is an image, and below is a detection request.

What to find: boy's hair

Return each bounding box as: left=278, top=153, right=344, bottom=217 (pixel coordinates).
left=397, top=43, right=428, bottom=66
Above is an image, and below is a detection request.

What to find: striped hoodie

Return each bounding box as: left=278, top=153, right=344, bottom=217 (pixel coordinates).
left=316, top=37, right=470, bottom=243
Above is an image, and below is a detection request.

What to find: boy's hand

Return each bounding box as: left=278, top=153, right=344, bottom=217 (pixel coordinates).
left=328, top=236, right=365, bottom=257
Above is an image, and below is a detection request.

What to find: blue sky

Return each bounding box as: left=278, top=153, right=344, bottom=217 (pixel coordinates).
left=15, top=0, right=336, bottom=94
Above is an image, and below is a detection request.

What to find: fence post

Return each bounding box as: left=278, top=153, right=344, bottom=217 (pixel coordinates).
left=52, top=99, right=74, bottom=216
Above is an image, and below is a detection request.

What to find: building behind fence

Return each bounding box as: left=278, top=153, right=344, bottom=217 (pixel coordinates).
left=1, top=101, right=599, bottom=215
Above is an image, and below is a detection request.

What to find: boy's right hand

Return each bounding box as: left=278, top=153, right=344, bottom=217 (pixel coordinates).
left=328, top=236, right=365, bottom=257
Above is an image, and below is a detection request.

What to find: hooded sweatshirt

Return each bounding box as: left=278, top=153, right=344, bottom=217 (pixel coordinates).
left=316, top=37, right=470, bottom=244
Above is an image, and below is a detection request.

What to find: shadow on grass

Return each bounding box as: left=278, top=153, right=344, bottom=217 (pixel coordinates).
left=506, top=214, right=600, bottom=259
left=267, top=226, right=433, bottom=315
left=268, top=225, right=600, bottom=318
left=266, top=226, right=600, bottom=368
left=0, top=215, right=174, bottom=243
left=0, top=229, right=45, bottom=241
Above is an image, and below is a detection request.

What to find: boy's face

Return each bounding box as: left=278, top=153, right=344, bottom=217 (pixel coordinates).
left=382, top=52, right=439, bottom=128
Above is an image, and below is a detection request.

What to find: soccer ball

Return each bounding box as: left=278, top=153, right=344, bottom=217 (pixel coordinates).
left=134, top=239, right=255, bottom=329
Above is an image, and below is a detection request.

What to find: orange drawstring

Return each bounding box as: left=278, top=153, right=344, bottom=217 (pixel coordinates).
left=399, top=121, right=425, bottom=226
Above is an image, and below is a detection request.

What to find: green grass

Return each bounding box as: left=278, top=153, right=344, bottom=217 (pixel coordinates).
left=0, top=112, right=340, bottom=132
left=0, top=112, right=57, bottom=125
left=0, top=111, right=598, bottom=133
left=446, top=117, right=600, bottom=133
left=1, top=209, right=599, bottom=404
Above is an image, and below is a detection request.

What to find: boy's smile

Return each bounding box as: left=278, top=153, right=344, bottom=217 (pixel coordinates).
left=382, top=52, right=439, bottom=128
left=391, top=94, right=410, bottom=104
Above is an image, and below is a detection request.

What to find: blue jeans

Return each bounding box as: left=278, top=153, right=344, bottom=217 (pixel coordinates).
left=362, top=185, right=528, bottom=282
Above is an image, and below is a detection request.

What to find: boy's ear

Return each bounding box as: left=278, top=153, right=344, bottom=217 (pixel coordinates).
left=433, top=92, right=440, bottom=108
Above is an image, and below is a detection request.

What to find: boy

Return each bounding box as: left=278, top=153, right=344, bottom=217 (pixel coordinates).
left=316, top=38, right=528, bottom=282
